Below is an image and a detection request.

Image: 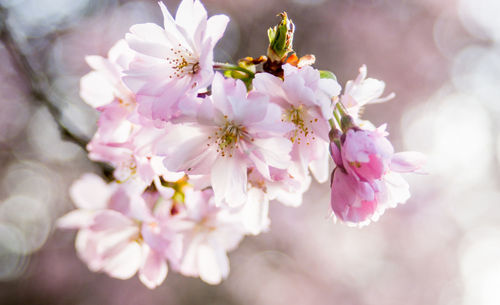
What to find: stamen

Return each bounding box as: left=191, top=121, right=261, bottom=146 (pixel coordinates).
left=165, top=45, right=199, bottom=78
left=212, top=119, right=249, bottom=157
left=284, top=105, right=319, bottom=144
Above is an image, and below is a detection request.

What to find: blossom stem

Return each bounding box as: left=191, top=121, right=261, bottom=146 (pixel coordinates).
left=333, top=110, right=342, bottom=128
left=213, top=62, right=255, bottom=78
left=328, top=118, right=336, bottom=129
left=335, top=101, right=348, bottom=117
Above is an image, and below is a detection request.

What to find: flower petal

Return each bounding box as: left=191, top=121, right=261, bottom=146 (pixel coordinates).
left=70, top=173, right=113, bottom=210
left=205, top=14, right=230, bottom=47
left=175, top=0, right=208, bottom=32
left=139, top=244, right=168, bottom=289
left=80, top=71, right=115, bottom=108
left=309, top=144, right=330, bottom=183
left=390, top=152, right=427, bottom=173
left=241, top=188, right=270, bottom=235
left=103, top=241, right=142, bottom=280
left=57, top=210, right=95, bottom=229
left=211, top=156, right=247, bottom=206
left=197, top=241, right=228, bottom=285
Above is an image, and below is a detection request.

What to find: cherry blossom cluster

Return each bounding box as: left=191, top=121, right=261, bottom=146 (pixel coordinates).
left=58, top=0, right=425, bottom=288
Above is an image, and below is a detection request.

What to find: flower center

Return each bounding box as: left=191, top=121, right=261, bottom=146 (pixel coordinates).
left=117, top=96, right=136, bottom=112
left=195, top=216, right=217, bottom=233
left=208, top=116, right=253, bottom=158
left=283, top=105, right=318, bottom=145
left=167, top=44, right=200, bottom=79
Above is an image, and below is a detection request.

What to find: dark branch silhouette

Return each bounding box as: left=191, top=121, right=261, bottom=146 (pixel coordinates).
left=0, top=5, right=89, bottom=149
left=0, top=5, right=114, bottom=179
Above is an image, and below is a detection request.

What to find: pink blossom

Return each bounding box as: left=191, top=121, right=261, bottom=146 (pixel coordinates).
left=390, top=151, right=427, bottom=174
left=330, top=168, right=377, bottom=224
left=247, top=166, right=311, bottom=208
left=123, top=0, right=229, bottom=122
left=88, top=123, right=184, bottom=186
left=158, top=73, right=293, bottom=206
left=80, top=39, right=137, bottom=149
left=80, top=39, right=135, bottom=109
left=341, top=65, right=395, bottom=122
left=57, top=174, right=181, bottom=289
left=330, top=167, right=414, bottom=226
left=341, top=125, right=394, bottom=183
left=168, top=187, right=247, bottom=285
left=253, top=64, right=341, bottom=183
left=79, top=39, right=183, bottom=186
left=61, top=0, right=429, bottom=288
left=329, top=125, right=426, bottom=226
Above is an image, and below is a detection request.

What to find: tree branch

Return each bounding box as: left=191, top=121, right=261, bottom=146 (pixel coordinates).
left=0, top=5, right=90, bottom=150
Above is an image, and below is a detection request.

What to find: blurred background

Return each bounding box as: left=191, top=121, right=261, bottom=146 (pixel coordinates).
left=0, top=0, right=499, bottom=304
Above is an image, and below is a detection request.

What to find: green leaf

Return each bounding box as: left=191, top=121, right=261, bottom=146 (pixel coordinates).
left=268, top=27, right=277, bottom=44
left=319, top=70, right=337, bottom=81
left=267, top=12, right=295, bottom=62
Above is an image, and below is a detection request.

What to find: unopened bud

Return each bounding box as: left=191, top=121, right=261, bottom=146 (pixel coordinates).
left=329, top=128, right=342, bottom=142
left=329, top=127, right=342, bottom=153
left=340, top=115, right=356, bottom=132
left=267, top=12, right=295, bottom=63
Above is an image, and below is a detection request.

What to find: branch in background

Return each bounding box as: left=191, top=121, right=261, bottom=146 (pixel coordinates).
left=0, top=5, right=114, bottom=179
left=0, top=5, right=89, bottom=150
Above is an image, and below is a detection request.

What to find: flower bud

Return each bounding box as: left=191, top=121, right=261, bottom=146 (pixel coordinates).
left=328, top=128, right=342, bottom=143
left=267, top=12, right=295, bottom=63
left=329, top=128, right=343, bottom=168
left=340, top=115, right=356, bottom=132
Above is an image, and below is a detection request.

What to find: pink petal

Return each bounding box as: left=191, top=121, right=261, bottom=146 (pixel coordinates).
left=95, top=226, right=139, bottom=259
left=126, top=35, right=171, bottom=59
left=378, top=172, right=410, bottom=209
left=272, top=175, right=310, bottom=207
left=353, top=154, right=387, bottom=181
left=241, top=188, right=270, bottom=235
left=197, top=242, right=228, bottom=285
left=90, top=210, right=134, bottom=231
left=141, top=222, right=172, bottom=256
left=159, top=1, right=176, bottom=30
left=252, top=137, right=292, bottom=170
left=252, top=72, right=288, bottom=107
left=109, top=187, right=153, bottom=222
left=85, top=55, right=120, bottom=80
left=177, top=234, right=202, bottom=277
left=211, top=74, right=247, bottom=117
left=175, top=0, right=208, bottom=37
left=70, top=173, right=113, bottom=210
left=159, top=126, right=217, bottom=174
left=233, top=93, right=269, bottom=124
left=128, top=23, right=170, bottom=46
left=103, top=241, right=142, bottom=280
left=196, top=98, right=216, bottom=125
left=330, top=169, right=376, bottom=223
left=139, top=244, right=168, bottom=289
left=75, top=230, right=102, bottom=272
left=107, top=39, right=134, bottom=69
left=390, top=152, right=427, bottom=173
left=308, top=145, right=330, bottom=183
left=80, top=71, right=115, bottom=108
left=248, top=151, right=270, bottom=180
left=57, top=210, right=95, bottom=229
left=205, top=14, right=230, bottom=46
left=211, top=156, right=247, bottom=206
